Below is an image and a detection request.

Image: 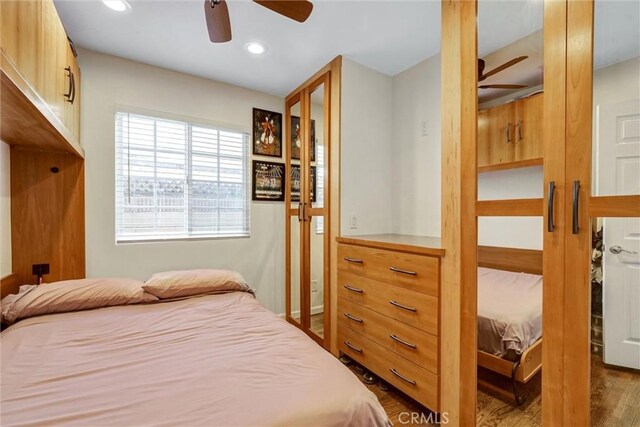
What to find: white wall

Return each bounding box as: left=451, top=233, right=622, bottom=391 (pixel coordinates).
left=78, top=49, right=286, bottom=314
left=340, top=58, right=394, bottom=236
left=391, top=54, right=442, bottom=237
left=0, top=142, right=11, bottom=277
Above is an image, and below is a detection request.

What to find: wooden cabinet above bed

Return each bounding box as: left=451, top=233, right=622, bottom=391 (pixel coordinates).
left=477, top=93, right=543, bottom=173
left=335, top=234, right=444, bottom=412
left=1, top=0, right=83, bottom=156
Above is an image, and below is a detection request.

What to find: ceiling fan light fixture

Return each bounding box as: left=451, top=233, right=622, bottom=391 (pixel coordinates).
left=245, top=42, right=267, bottom=55
left=102, top=0, right=130, bottom=12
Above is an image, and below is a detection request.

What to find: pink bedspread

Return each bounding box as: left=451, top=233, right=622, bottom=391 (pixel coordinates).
left=1, top=292, right=389, bottom=426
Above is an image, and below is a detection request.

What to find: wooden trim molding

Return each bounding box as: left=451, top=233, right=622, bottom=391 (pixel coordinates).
left=477, top=157, right=543, bottom=173
left=589, top=195, right=640, bottom=218
left=476, top=198, right=543, bottom=217
left=440, top=0, right=478, bottom=424
left=478, top=245, right=543, bottom=275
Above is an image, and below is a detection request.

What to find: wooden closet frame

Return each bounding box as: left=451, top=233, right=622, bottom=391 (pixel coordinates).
left=442, top=0, right=640, bottom=424
left=284, top=57, right=342, bottom=351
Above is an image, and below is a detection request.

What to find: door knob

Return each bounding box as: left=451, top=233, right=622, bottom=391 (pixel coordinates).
left=609, top=245, right=638, bottom=255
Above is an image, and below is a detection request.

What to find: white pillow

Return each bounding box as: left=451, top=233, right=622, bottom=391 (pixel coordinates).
left=1, top=278, right=157, bottom=324
left=143, top=269, right=251, bottom=299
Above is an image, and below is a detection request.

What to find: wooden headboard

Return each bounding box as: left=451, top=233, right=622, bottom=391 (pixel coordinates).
left=478, top=246, right=543, bottom=275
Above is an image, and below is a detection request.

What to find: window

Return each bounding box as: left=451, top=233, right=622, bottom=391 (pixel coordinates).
left=115, top=112, right=250, bottom=242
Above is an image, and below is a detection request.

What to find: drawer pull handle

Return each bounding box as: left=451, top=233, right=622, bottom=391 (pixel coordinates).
left=389, top=266, right=417, bottom=276
left=344, top=313, right=363, bottom=323
left=389, top=300, right=417, bottom=312
left=389, top=334, right=417, bottom=349
left=344, top=257, right=364, bottom=264
left=344, top=284, right=363, bottom=294
left=390, top=368, right=417, bottom=385
left=344, top=341, right=363, bottom=353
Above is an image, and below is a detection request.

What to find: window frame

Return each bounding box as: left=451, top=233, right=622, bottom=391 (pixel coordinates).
left=114, top=109, right=251, bottom=244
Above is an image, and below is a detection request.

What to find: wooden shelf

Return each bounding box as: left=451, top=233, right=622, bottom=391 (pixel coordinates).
left=477, top=157, right=542, bottom=173
left=0, top=53, right=84, bottom=158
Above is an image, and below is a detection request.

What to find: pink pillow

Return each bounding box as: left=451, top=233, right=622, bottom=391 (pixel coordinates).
left=143, top=269, right=251, bottom=299
left=1, top=278, right=157, bottom=323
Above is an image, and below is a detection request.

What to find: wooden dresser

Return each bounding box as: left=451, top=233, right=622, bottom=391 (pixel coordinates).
left=336, top=234, right=444, bottom=412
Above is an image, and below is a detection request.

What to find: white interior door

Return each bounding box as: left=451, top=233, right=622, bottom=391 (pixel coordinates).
left=596, top=99, right=640, bottom=369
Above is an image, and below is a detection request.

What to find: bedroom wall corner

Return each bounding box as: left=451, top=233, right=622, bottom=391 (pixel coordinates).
left=340, top=58, right=393, bottom=236
left=390, top=53, right=442, bottom=238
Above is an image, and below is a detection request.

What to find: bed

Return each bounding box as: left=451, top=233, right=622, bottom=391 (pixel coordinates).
left=1, top=290, right=390, bottom=426
left=477, top=246, right=544, bottom=404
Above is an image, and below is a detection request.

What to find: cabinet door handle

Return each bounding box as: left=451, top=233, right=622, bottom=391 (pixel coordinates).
left=572, top=180, right=580, bottom=235
left=390, top=368, right=416, bottom=385
left=547, top=181, right=555, bottom=232
left=64, top=66, right=73, bottom=100
left=344, top=257, right=363, bottom=264
left=69, top=70, right=76, bottom=104
left=297, top=202, right=303, bottom=222
left=389, top=300, right=417, bottom=312
left=344, top=313, right=363, bottom=323
left=389, top=266, right=417, bottom=276
left=506, top=122, right=511, bottom=144
left=517, top=120, right=522, bottom=142
left=343, top=284, right=363, bottom=294
left=389, top=334, right=417, bottom=349
left=344, top=341, right=363, bottom=353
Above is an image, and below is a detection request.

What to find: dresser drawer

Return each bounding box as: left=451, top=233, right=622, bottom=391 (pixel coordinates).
left=338, top=298, right=438, bottom=374
left=338, top=244, right=439, bottom=297
left=338, top=325, right=439, bottom=411
left=338, top=272, right=438, bottom=335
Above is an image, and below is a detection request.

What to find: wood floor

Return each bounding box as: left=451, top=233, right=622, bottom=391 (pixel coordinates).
left=346, top=354, right=640, bottom=426
left=310, top=312, right=324, bottom=338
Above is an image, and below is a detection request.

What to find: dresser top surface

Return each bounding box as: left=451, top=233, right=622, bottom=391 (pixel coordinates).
left=336, top=234, right=444, bottom=257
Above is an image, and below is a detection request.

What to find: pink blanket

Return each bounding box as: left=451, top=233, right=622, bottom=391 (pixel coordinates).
left=1, top=292, right=389, bottom=426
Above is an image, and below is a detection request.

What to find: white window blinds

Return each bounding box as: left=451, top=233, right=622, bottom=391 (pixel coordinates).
left=115, top=112, right=250, bottom=242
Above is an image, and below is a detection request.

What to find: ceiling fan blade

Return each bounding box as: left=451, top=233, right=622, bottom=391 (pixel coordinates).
left=479, top=56, right=528, bottom=82
left=254, top=0, right=313, bottom=23
left=479, top=84, right=528, bottom=89
left=204, top=0, right=232, bottom=43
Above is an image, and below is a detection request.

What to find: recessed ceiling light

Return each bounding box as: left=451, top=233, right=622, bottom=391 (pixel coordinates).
left=102, top=0, right=130, bottom=12
left=245, top=42, right=267, bottom=55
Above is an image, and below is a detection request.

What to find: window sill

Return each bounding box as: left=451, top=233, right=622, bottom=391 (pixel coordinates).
left=116, top=234, right=250, bottom=245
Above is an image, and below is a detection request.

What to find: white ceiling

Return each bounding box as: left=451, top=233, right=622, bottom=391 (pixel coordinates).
left=55, top=0, right=638, bottom=97
left=55, top=0, right=442, bottom=96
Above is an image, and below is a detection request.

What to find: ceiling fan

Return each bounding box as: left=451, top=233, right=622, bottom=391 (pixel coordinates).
left=205, top=0, right=314, bottom=43
left=478, top=56, right=528, bottom=90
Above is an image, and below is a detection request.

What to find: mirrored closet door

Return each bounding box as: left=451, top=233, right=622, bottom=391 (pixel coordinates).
left=285, top=70, right=332, bottom=348
left=568, top=0, right=639, bottom=424
left=475, top=0, right=545, bottom=422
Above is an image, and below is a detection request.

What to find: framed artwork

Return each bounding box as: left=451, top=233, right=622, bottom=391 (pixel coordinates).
left=290, top=165, right=316, bottom=203
left=290, top=116, right=316, bottom=162
left=252, top=160, right=285, bottom=201
left=252, top=108, right=282, bottom=158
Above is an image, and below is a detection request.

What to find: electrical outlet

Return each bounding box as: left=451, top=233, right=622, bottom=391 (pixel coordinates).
left=311, top=280, right=319, bottom=292
left=420, top=120, right=429, bottom=137
left=350, top=214, right=358, bottom=229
